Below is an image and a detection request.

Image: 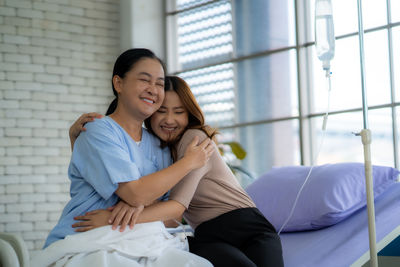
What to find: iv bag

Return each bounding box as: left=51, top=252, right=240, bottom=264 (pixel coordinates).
left=315, top=0, right=335, bottom=70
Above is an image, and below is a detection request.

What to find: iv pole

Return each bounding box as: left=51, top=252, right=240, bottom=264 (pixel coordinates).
left=355, top=0, right=378, bottom=266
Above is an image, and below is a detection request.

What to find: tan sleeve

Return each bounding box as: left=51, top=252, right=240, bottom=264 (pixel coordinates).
left=169, top=129, right=212, bottom=209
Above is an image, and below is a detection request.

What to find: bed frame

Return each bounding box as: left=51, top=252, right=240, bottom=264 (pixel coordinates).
left=351, top=226, right=400, bottom=267
left=280, top=182, right=400, bottom=267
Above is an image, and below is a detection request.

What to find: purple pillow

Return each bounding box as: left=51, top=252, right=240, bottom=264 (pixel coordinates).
left=246, top=163, right=399, bottom=232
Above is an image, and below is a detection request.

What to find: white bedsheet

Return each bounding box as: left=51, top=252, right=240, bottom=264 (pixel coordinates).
left=32, top=221, right=212, bottom=267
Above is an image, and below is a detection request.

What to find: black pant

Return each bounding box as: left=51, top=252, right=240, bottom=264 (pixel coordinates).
left=188, top=208, right=284, bottom=267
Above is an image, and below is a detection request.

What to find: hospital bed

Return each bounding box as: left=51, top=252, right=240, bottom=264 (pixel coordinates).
left=279, top=181, right=400, bottom=267
left=245, top=163, right=400, bottom=267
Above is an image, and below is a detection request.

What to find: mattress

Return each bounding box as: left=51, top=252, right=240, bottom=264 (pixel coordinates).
left=280, top=182, right=400, bottom=267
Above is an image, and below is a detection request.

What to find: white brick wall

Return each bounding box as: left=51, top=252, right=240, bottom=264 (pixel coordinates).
left=0, top=0, right=119, bottom=255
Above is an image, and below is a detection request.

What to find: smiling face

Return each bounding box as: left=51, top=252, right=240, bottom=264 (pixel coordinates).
left=150, top=90, right=189, bottom=142
left=113, top=58, right=165, bottom=120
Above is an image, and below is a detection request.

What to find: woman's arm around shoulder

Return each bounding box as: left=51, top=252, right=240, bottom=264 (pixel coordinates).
left=115, top=135, right=215, bottom=207
left=69, top=112, right=103, bottom=150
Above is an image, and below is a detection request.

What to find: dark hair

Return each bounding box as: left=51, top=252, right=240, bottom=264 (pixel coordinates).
left=106, top=48, right=166, bottom=115
left=145, top=75, right=217, bottom=160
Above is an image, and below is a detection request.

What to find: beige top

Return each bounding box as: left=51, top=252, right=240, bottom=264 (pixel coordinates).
left=169, top=129, right=256, bottom=229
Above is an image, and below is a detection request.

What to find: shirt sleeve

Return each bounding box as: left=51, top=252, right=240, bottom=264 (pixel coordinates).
left=169, top=129, right=213, bottom=209
left=71, top=119, right=142, bottom=200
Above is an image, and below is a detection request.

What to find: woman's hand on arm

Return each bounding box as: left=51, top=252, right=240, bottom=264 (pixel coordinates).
left=115, top=136, right=214, bottom=207
left=69, top=112, right=103, bottom=150
left=72, top=201, right=144, bottom=232
left=107, top=201, right=144, bottom=231
left=181, top=136, right=215, bottom=170
left=71, top=200, right=182, bottom=232
left=72, top=209, right=111, bottom=232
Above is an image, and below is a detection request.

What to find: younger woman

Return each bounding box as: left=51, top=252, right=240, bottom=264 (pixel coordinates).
left=72, top=76, right=284, bottom=267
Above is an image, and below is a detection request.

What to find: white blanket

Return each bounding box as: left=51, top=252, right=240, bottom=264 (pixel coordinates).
left=32, top=222, right=212, bottom=267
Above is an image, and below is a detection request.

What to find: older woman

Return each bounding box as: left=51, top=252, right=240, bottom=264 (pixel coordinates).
left=44, top=49, right=214, bottom=249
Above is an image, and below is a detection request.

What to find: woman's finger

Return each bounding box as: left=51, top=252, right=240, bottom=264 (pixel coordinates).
left=188, top=136, right=199, bottom=147
left=109, top=204, right=122, bottom=224
left=205, top=143, right=215, bottom=155
left=78, top=115, right=99, bottom=128
left=86, top=112, right=103, bottom=118
left=72, top=220, right=92, bottom=228
left=74, top=215, right=89, bottom=221
left=130, top=205, right=144, bottom=229
left=130, top=212, right=139, bottom=229
left=84, top=210, right=99, bottom=216
left=199, top=138, right=211, bottom=149
left=77, top=113, right=89, bottom=121
left=81, top=117, right=95, bottom=124
left=74, top=226, right=94, bottom=232
left=120, top=208, right=134, bottom=232
left=129, top=217, right=135, bottom=229
left=77, top=113, right=102, bottom=125
left=107, top=206, right=115, bottom=211
left=113, top=207, right=127, bottom=230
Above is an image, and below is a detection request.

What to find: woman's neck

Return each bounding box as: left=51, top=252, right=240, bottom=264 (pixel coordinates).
left=109, top=110, right=143, bottom=142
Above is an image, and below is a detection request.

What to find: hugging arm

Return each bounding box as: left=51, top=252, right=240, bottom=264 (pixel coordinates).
left=73, top=201, right=144, bottom=232
left=73, top=134, right=212, bottom=232
left=72, top=136, right=213, bottom=231
left=115, top=131, right=214, bottom=224
left=70, top=113, right=214, bottom=208
left=114, top=135, right=213, bottom=207
left=69, top=112, right=103, bottom=150
left=70, top=115, right=213, bottom=231
left=73, top=200, right=185, bottom=232
left=73, top=157, right=209, bottom=232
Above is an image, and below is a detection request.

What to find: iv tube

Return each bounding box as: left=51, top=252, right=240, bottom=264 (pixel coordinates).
left=278, top=0, right=336, bottom=235
left=278, top=72, right=332, bottom=235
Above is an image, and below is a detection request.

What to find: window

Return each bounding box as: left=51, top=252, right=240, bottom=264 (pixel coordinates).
left=393, top=0, right=400, bottom=23
left=166, top=0, right=400, bottom=181
left=393, top=26, right=400, bottom=102
left=167, top=0, right=236, bottom=128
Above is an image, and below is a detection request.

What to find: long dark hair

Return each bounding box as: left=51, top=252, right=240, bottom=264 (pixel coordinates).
left=145, top=75, right=217, bottom=160
left=106, top=48, right=166, bottom=115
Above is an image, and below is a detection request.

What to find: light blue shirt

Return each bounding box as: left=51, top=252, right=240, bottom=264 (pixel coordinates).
left=44, top=117, right=172, bottom=248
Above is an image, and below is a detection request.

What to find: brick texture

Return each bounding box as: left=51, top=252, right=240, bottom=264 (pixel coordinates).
left=0, top=0, right=118, bottom=255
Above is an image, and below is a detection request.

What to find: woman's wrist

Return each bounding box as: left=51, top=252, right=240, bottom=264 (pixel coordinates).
left=179, top=156, right=196, bottom=172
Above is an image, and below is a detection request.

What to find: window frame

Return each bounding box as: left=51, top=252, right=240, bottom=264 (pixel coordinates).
left=165, top=0, right=400, bottom=169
